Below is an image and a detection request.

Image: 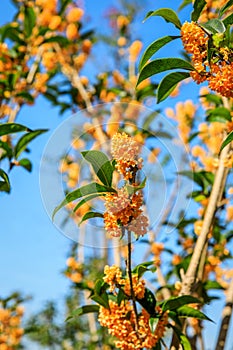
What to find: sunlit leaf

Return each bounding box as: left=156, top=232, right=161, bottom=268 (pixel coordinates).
left=52, top=183, right=116, bottom=220
left=143, top=8, right=182, bottom=29
left=149, top=317, right=159, bottom=333
left=191, top=0, right=207, bottom=22
left=18, top=158, right=32, bottom=172
left=137, top=58, right=194, bottom=86
left=223, top=13, right=233, bottom=26
left=139, top=36, right=180, bottom=70
left=176, top=305, right=213, bottom=321
left=0, top=141, right=13, bottom=160
left=137, top=288, right=156, bottom=315
left=161, top=295, right=201, bottom=312
left=201, top=19, right=226, bottom=34
left=132, top=261, right=156, bottom=277
left=126, top=178, right=146, bottom=195
left=79, top=211, right=104, bottom=225
left=220, top=130, right=233, bottom=152
left=81, top=150, right=114, bottom=187
left=14, top=129, right=48, bottom=159
left=66, top=305, right=99, bottom=321
left=0, top=123, right=31, bottom=137
left=219, top=0, right=233, bottom=17
left=43, top=35, right=70, bottom=45
left=157, top=71, right=190, bottom=103
left=0, top=169, right=11, bottom=193
left=24, top=6, right=36, bottom=37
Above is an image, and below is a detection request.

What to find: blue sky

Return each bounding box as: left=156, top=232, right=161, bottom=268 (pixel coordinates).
left=0, top=0, right=233, bottom=349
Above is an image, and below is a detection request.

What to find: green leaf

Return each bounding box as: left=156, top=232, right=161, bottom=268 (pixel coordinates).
left=81, top=150, right=114, bottom=187
left=79, top=211, right=104, bottom=225
left=176, top=305, right=213, bottom=321
left=132, top=261, right=156, bottom=278
left=126, top=177, right=146, bottom=195
left=161, top=295, right=201, bottom=312
left=178, top=0, right=192, bottom=12
left=201, top=19, right=226, bottom=34
left=24, top=6, right=36, bottom=37
left=0, top=141, right=13, bottom=160
left=43, top=35, right=70, bottom=45
left=137, top=288, right=156, bottom=315
left=149, top=317, right=159, bottom=333
left=0, top=169, right=11, bottom=193
left=117, top=289, right=126, bottom=306
left=14, top=129, right=48, bottom=159
left=53, top=182, right=116, bottom=220
left=94, top=279, right=109, bottom=295
left=137, top=58, right=194, bottom=86
left=139, top=36, right=180, bottom=70
left=91, top=293, right=109, bottom=309
left=73, top=193, right=101, bottom=212
left=1, top=25, right=24, bottom=44
left=15, top=92, right=34, bottom=103
left=220, top=130, right=233, bottom=152
left=191, top=0, right=207, bottom=22
left=219, top=0, right=233, bottom=17
left=204, top=280, right=224, bottom=290
left=143, top=8, right=182, bottom=29
left=157, top=71, right=190, bottom=103
left=172, top=326, right=192, bottom=350
left=206, top=107, right=232, bottom=123
left=223, top=13, right=233, bottom=26
left=0, top=123, right=31, bottom=137
left=18, top=158, right=32, bottom=172
left=66, top=305, right=99, bottom=321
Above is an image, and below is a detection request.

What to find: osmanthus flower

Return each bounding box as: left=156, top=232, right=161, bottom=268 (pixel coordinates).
left=98, top=300, right=168, bottom=350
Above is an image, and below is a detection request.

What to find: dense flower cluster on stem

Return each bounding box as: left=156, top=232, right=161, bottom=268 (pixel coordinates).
left=0, top=305, right=24, bottom=350
left=181, top=21, right=233, bottom=97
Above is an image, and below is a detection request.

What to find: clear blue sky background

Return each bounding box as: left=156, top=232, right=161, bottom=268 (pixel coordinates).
left=0, top=1, right=232, bottom=349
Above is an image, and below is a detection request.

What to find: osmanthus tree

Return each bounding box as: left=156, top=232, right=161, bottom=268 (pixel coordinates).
left=1, top=0, right=233, bottom=350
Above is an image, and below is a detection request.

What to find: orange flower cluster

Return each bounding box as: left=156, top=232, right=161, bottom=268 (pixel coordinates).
left=0, top=306, right=24, bottom=350
left=104, top=188, right=148, bottom=237
left=111, top=132, right=143, bottom=180
left=103, top=265, right=145, bottom=299
left=98, top=301, right=168, bottom=350
left=65, top=256, right=83, bottom=283
left=181, top=21, right=233, bottom=97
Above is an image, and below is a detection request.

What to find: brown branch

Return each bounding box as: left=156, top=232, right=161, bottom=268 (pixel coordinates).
left=214, top=278, right=233, bottom=350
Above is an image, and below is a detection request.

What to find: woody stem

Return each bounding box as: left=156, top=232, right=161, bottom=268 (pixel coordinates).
left=127, top=230, right=139, bottom=331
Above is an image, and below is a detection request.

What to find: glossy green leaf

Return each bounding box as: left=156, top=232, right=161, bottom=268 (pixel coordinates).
left=0, top=141, right=13, bottom=160
left=0, top=123, right=31, bottom=137
left=1, top=25, right=24, bottom=44
left=220, top=130, right=233, bottom=152
left=66, top=305, right=99, bottom=321
left=137, top=288, right=156, bottom=315
left=93, top=279, right=109, bottom=296
left=43, top=35, right=70, bottom=45
left=139, top=36, right=180, bottom=70
left=143, top=8, right=182, bottom=29
left=172, top=326, right=192, bottom=350
left=24, top=6, right=36, bottom=37
left=73, top=193, right=102, bottom=212
left=52, top=182, right=116, bottom=220
left=137, top=58, right=194, bottom=86
left=219, top=0, right=233, bottom=17
left=191, top=0, right=207, bottom=21
left=206, top=107, right=231, bottom=123
left=0, top=169, right=11, bottom=193
left=201, top=19, right=226, bottom=34
left=79, top=211, right=104, bottom=225
left=91, top=293, right=109, bottom=309
left=149, top=317, right=159, bottom=333
left=132, top=261, right=156, bottom=277
left=157, top=71, right=190, bottom=103
left=15, top=92, right=34, bottom=103
left=223, top=13, right=233, bottom=26
left=126, top=178, right=146, bottom=195
left=14, top=129, right=48, bottom=159
left=117, top=289, right=126, bottom=306
left=161, top=295, right=201, bottom=312
left=204, top=280, right=224, bottom=290
left=176, top=305, right=213, bottom=321
left=18, top=158, right=32, bottom=172
left=81, top=150, right=114, bottom=187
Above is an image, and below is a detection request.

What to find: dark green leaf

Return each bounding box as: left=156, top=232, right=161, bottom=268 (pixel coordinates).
left=137, top=288, right=156, bottom=315
left=66, top=305, right=99, bottom=321
left=191, top=0, right=207, bottom=22
left=219, top=0, right=233, bottom=17
left=0, top=123, right=31, bottom=137
left=0, top=169, right=11, bottom=193
left=18, top=158, right=32, bottom=172
left=157, top=71, right=190, bottom=103
left=81, top=150, right=114, bottom=187
left=139, top=36, right=180, bottom=70
left=91, top=294, right=109, bottom=309
left=73, top=193, right=101, bottom=212
left=79, top=211, right=103, bottom=225
left=149, top=317, right=159, bottom=333
left=94, top=279, right=109, bottom=296
left=43, top=35, right=70, bottom=46
left=126, top=178, right=146, bottom=195
left=14, top=129, right=48, bottom=159
left=137, top=58, right=194, bottom=86
left=0, top=141, right=13, bottom=160
left=176, top=305, right=213, bottom=321
left=161, top=295, right=201, bottom=312
left=1, top=25, right=24, bottom=44
left=117, top=289, right=126, bottom=306
left=15, top=91, right=34, bottom=103
left=220, top=130, right=233, bottom=152
left=53, top=182, right=116, bottom=220
left=143, top=8, right=182, bottom=29
left=132, top=261, right=156, bottom=278
left=24, top=6, right=36, bottom=37
left=172, top=326, right=192, bottom=350
left=223, top=13, right=233, bottom=26
left=206, top=107, right=231, bottom=122
left=201, top=19, right=226, bottom=34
